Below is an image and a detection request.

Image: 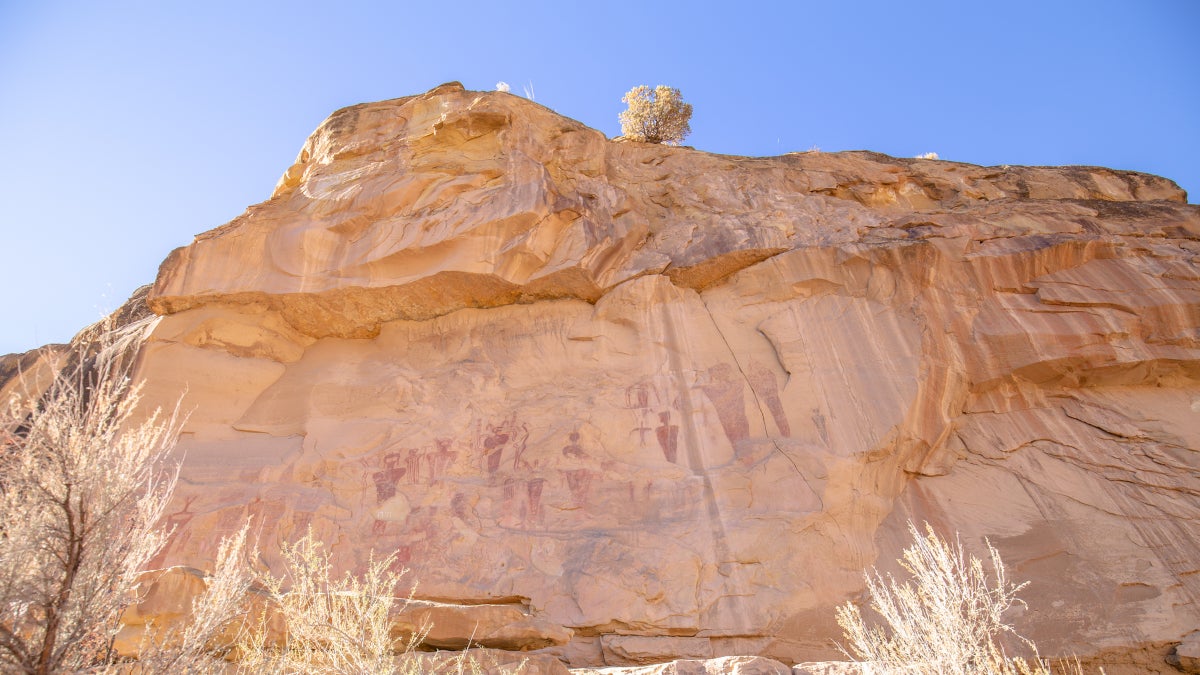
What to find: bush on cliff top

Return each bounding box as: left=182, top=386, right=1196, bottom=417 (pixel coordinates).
left=619, top=85, right=692, bottom=145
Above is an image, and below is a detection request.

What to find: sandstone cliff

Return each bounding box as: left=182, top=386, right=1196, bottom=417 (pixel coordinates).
left=12, top=82, right=1200, bottom=672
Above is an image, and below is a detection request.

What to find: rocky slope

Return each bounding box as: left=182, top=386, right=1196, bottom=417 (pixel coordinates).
left=10, top=82, right=1200, bottom=672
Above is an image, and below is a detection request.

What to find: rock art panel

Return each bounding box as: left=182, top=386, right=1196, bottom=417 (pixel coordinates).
left=5, top=84, right=1195, bottom=670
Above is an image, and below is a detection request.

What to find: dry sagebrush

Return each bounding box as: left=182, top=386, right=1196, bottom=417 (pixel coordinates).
left=0, top=325, right=503, bottom=674
left=131, top=523, right=257, bottom=674
left=618, top=85, right=692, bottom=145
left=0, top=327, right=182, bottom=674
left=836, top=521, right=1094, bottom=675
left=237, top=528, right=421, bottom=675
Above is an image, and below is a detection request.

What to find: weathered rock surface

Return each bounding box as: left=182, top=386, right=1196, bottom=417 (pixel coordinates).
left=791, top=664, right=863, bottom=675
left=0, top=343, right=68, bottom=412
left=570, top=655, right=792, bottom=674
left=403, top=649, right=572, bottom=675
left=114, top=564, right=571, bottom=656
left=9, top=83, right=1199, bottom=672
left=1168, top=630, right=1200, bottom=673
left=114, top=566, right=212, bottom=658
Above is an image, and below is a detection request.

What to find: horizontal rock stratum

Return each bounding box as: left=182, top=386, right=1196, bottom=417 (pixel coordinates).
left=16, top=82, right=1200, bottom=672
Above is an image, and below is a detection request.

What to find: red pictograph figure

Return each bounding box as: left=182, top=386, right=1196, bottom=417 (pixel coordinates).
left=427, top=438, right=457, bottom=483
left=372, top=451, right=406, bottom=503
left=561, top=431, right=586, bottom=458
left=526, top=477, right=545, bottom=519
left=564, top=469, right=593, bottom=506
left=478, top=414, right=528, bottom=476
left=404, top=448, right=422, bottom=484
left=655, top=411, right=680, bottom=463
left=748, top=359, right=791, bottom=437
left=700, top=363, right=750, bottom=444
left=509, top=421, right=530, bottom=471
left=626, top=382, right=660, bottom=445
left=451, top=492, right=472, bottom=520
left=561, top=430, right=595, bottom=507
left=166, top=495, right=198, bottom=530
left=147, top=495, right=198, bottom=568
left=483, top=424, right=510, bottom=475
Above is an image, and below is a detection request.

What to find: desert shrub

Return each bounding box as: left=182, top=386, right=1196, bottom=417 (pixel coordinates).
left=130, top=523, right=257, bottom=674
left=0, top=324, right=184, bottom=674
left=134, top=523, right=481, bottom=675
left=0, top=322, right=482, bottom=673
left=236, top=528, right=422, bottom=674
left=835, top=521, right=1084, bottom=675
left=618, top=85, right=693, bottom=145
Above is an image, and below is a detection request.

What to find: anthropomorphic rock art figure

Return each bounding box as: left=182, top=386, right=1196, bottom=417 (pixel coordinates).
left=510, top=420, right=530, bottom=471
left=477, top=414, right=529, bottom=477
left=561, top=431, right=595, bottom=506
left=748, top=359, right=791, bottom=437
left=562, top=431, right=586, bottom=459
left=563, top=469, right=593, bottom=507
left=700, top=363, right=750, bottom=445
left=482, top=423, right=509, bottom=476
left=628, top=379, right=684, bottom=463
left=655, top=411, right=680, bottom=463
left=427, top=437, right=458, bottom=483
left=147, top=495, right=198, bottom=568
left=372, top=451, right=407, bottom=502
left=526, top=474, right=546, bottom=519
left=626, top=381, right=663, bottom=445
left=811, top=408, right=830, bottom=445
left=451, top=492, right=473, bottom=522
left=405, top=447, right=422, bottom=484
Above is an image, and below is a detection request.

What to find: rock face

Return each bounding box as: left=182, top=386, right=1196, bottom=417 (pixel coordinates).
left=0, top=344, right=68, bottom=412
left=1169, top=631, right=1200, bottom=673
left=21, top=83, right=1200, bottom=670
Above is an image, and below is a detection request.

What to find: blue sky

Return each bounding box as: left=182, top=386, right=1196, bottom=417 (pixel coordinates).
left=1, top=1, right=1197, bottom=355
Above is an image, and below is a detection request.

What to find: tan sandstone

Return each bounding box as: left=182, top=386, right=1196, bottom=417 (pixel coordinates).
left=5, top=82, right=1198, bottom=672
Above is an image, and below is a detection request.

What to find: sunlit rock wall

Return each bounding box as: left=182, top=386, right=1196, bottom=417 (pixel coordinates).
left=63, top=83, right=1200, bottom=670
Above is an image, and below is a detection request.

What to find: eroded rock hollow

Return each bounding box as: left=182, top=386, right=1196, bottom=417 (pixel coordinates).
left=13, top=82, right=1200, bottom=672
